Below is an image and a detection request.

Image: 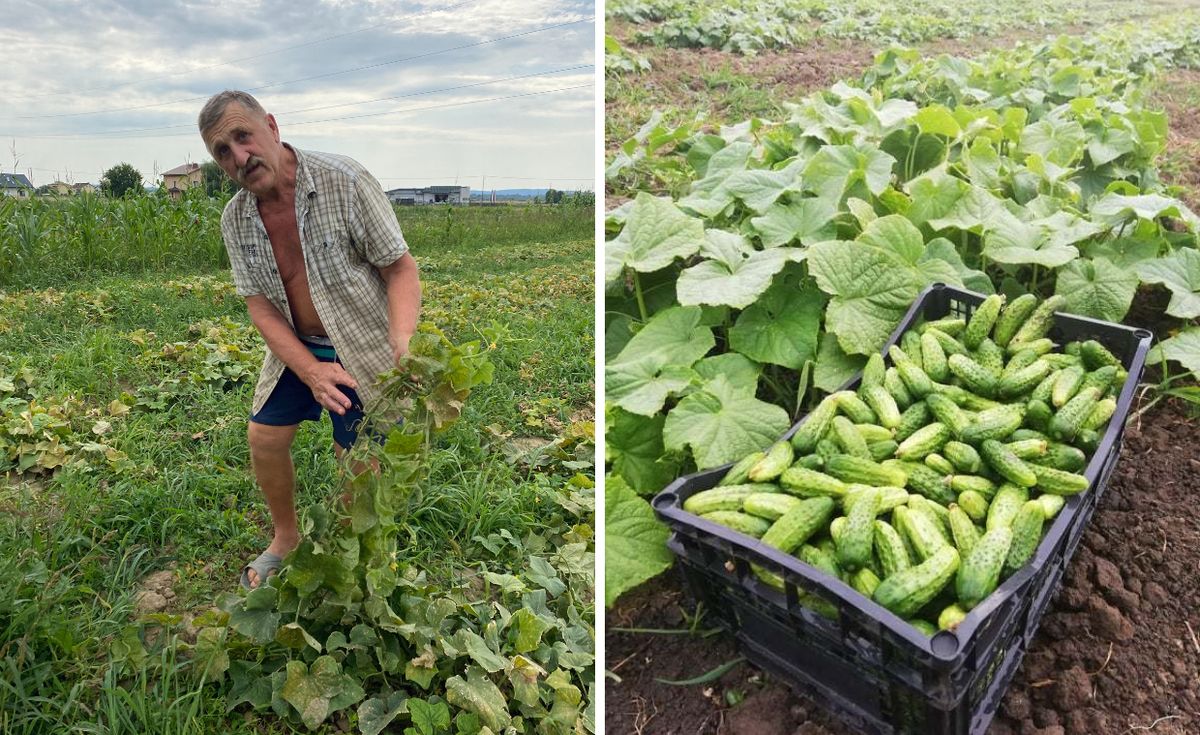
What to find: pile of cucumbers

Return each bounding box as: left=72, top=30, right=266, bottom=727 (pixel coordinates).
left=683, top=294, right=1128, bottom=635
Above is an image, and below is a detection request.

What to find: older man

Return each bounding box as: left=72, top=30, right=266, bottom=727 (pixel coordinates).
left=198, top=90, right=421, bottom=589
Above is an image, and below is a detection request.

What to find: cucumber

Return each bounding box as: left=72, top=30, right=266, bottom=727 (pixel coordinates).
left=998, top=360, right=1052, bottom=399
left=925, top=327, right=968, bottom=358
left=956, top=526, right=1014, bottom=609
left=1081, top=339, right=1121, bottom=370
left=869, top=439, right=900, bottom=462
left=947, top=504, right=982, bottom=558
left=921, top=331, right=949, bottom=382
left=1002, top=501, right=1045, bottom=577
left=1005, top=337, right=1055, bottom=357
left=850, top=568, right=882, bottom=598
left=780, top=466, right=848, bottom=499
left=1030, top=464, right=1090, bottom=496
left=701, top=511, right=772, bottom=538
left=925, top=452, right=956, bottom=475
left=1051, top=365, right=1085, bottom=408
left=885, top=367, right=914, bottom=410
left=973, top=338, right=1005, bottom=378
left=720, top=451, right=766, bottom=487
left=1064, top=341, right=1083, bottom=356
left=749, top=440, right=795, bottom=482
left=894, top=504, right=949, bottom=562
left=908, top=495, right=952, bottom=542
left=835, top=391, right=878, bottom=425
left=909, top=619, right=938, bottom=636
left=949, top=474, right=998, bottom=498
left=862, top=384, right=902, bottom=430
left=1005, top=438, right=1048, bottom=460
left=1009, top=295, right=1066, bottom=347
left=1036, top=494, right=1066, bottom=520
left=920, top=317, right=966, bottom=336
left=795, top=454, right=825, bottom=470
left=957, top=489, right=990, bottom=523
left=874, top=520, right=912, bottom=578
left=887, top=460, right=957, bottom=506
left=844, top=484, right=909, bottom=514
left=825, top=455, right=908, bottom=488
left=1010, top=428, right=1049, bottom=442
left=791, top=393, right=840, bottom=453
left=832, top=415, right=872, bottom=460
left=683, top=485, right=761, bottom=515
left=744, top=492, right=804, bottom=521
left=930, top=382, right=1000, bottom=411
left=873, top=546, right=960, bottom=618
left=948, top=353, right=999, bottom=398
left=993, top=293, right=1038, bottom=348
left=760, top=496, right=837, bottom=553
left=863, top=352, right=886, bottom=389
left=1076, top=429, right=1100, bottom=453
left=980, top=439, right=1038, bottom=487
left=799, top=543, right=842, bottom=578
left=856, top=423, right=895, bottom=443
left=837, top=487, right=880, bottom=572
left=943, top=441, right=982, bottom=473
left=1003, top=348, right=1040, bottom=375
left=896, top=422, right=950, bottom=461
left=1081, top=398, right=1116, bottom=432
left=1079, top=365, right=1120, bottom=396
left=1030, top=370, right=1060, bottom=404
left=1042, top=353, right=1082, bottom=369
left=965, top=294, right=1004, bottom=350
left=925, top=392, right=973, bottom=438
left=1049, top=386, right=1101, bottom=441
left=959, top=404, right=1024, bottom=445
left=938, top=603, right=968, bottom=631
left=1025, top=399, right=1053, bottom=432
left=1037, top=442, right=1087, bottom=472
left=901, top=330, right=924, bottom=367
left=985, top=483, right=1029, bottom=531
left=890, top=345, right=935, bottom=399
left=894, top=401, right=932, bottom=442
left=815, top=437, right=842, bottom=465
left=829, top=516, right=847, bottom=544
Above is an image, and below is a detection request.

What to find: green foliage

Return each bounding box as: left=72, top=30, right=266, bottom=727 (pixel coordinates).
left=101, top=162, right=145, bottom=198
left=201, top=160, right=238, bottom=197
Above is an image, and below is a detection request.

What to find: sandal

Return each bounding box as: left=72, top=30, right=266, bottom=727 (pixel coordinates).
left=239, top=549, right=284, bottom=590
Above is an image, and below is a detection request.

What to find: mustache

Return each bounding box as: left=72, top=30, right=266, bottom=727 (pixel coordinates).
left=237, top=157, right=264, bottom=180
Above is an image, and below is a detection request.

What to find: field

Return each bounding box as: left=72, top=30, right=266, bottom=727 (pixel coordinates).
left=0, top=197, right=596, bottom=733
left=605, top=2, right=1200, bottom=734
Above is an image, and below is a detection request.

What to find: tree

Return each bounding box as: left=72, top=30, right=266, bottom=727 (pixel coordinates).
left=100, top=163, right=144, bottom=198
left=202, top=160, right=237, bottom=197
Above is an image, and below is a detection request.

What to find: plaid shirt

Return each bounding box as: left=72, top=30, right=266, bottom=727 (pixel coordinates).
left=219, top=144, right=409, bottom=416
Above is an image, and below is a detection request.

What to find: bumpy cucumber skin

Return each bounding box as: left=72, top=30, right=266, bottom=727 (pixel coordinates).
left=1030, top=370, right=1060, bottom=404
left=800, top=543, right=842, bottom=578
left=1025, top=399, right=1053, bottom=432
left=684, top=485, right=761, bottom=515
left=889, top=460, right=957, bottom=506
left=926, top=328, right=969, bottom=358
left=980, top=439, right=1038, bottom=487
left=844, top=485, right=909, bottom=515
left=832, top=415, right=872, bottom=460
left=796, top=454, right=825, bottom=470
left=890, top=345, right=935, bottom=398
left=874, top=520, right=912, bottom=578
left=921, top=331, right=949, bottom=382
left=993, top=293, right=1038, bottom=348
left=947, top=504, right=982, bottom=558
left=1049, top=386, right=1101, bottom=441
left=925, top=393, right=972, bottom=438
left=1082, top=398, right=1116, bottom=432
left=835, top=391, right=878, bottom=425
left=921, top=317, right=966, bottom=337
left=851, top=568, right=882, bottom=598
left=869, top=439, right=900, bottom=462
left=938, top=603, right=968, bottom=631
left=873, top=546, right=960, bottom=618
left=894, top=504, right=949, bottom=562
left=791, top=394, right=840, bottom=453
left=837, top=488, right=880, bottom=572
left=943, top=441, right=982, bottom=473
left=1003, top=348, right=1039, bottom=375
left=894, top=402, right=932, bottom=443
left=701, top=510, right=772, bottom=538
left=1030, top=464, right=1090, bottom=496
left=761, top=496, right=837, bottom=553
left=720, top=451, right=766, bottom=487
left=862, top=384, right=902, bottom=430
left=950, top=474, right=998, bottom=498
left=985, top=483, right=1029, bottom=531
left=856, top=423, right=895, bottom=443
left=902, top=330, right=924, bottom=367
left=885, top=367, right=914, bottom=410
left=1009, top=294, right=1066, bottom=347
left=896, top=422, right=950, bottom=461
left=1002, top=501, right=1046, bottom=577
left=959, top=404, right=1024, bottom=445
left=1081, top=339, right=1122, bottom=370
left=909, top=495, right=952, bottom=541
left=998, top=360, right=1052, bottom=399
left=749, top=440, right=795, bottom=482
left=1005, top=438, right=1048, bottom=460
left=973, top=338, right=1006, bottom=377
left=965, top=294, right=1004, bottom=350
left=826, top=455, right=908, bottom=487
left=909, top=618, right=938, bottom=636
left=863, top=352, right=887, bottom=389
left=815, top=437, right=841, bottom=465
left=925, top=453, right=956, bottom=475
left=957, top=526, right=1014, bottom=609
left=957, top=489, right=990, bottom=523
left=948, top=353, right=999, bottom=398
left=744, top=492, right=804, bottom=520
left=1080, top=365, right=1120, bottom=396
left=1037, top=494, right=1066, bottom=519
left=1036, top=442, right=1087, bottom=472
left=780, top=466, right=848, bottom=499
left=1006, top=337, right=1055, bottom=357
left=1052, top=365, right=1086, bottom=408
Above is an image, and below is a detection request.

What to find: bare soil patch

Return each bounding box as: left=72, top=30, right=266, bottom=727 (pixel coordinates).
left=606, top=396, right=1200, bottom=734
left=1151, top=68, right=1200, bottom=211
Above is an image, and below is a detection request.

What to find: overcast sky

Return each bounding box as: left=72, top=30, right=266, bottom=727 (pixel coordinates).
left=0, top=0, right=596, bottom=192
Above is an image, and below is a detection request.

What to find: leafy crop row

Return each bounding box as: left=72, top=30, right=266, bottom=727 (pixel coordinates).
left=604, top=16, right=1200, bottom=604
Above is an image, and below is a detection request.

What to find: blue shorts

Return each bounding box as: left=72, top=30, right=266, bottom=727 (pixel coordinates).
left=250, top=337, right=377, bottom=449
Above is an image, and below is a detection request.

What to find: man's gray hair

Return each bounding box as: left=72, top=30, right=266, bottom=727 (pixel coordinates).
left=198, top=91, right=266, bottom=135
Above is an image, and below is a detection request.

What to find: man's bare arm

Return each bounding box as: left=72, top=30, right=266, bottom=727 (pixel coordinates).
left=245, top=294, right=357, bottom=415
left=378, top=251, right=421, bottom=364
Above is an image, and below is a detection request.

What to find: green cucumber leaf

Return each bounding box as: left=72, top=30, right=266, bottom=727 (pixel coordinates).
left=1150, top=327, right=1200, bottom=375
left=749, top=196, right=839, bottom=247
left=606, top=306, right=714, bottom=415
left=1136, top=247, right=1200, bottom=318
left=663, top=374, right=791, bottom=469
left=728, top=271, right=824, bottom=369
left=281, top=656, right=365, bottom=730
left=604, top=475, right=673, bottom=608
left=606, top=407, right=679, bottom=495
left=813, top=332, right=867, bottom=393
left=1089, top=192, right=1200, bottom=230
left=1054, top=257, right=1138, bottom=323
left=605, top=192, right=705, bottom=282
left=676, top=230, right=806, bottom=309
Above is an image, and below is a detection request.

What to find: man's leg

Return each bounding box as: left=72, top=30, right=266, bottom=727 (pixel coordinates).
left=247, top=421, right=302, bottom=588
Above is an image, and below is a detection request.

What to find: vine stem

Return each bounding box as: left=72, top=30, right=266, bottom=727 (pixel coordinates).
left=632, top=269, right=649, bottom=322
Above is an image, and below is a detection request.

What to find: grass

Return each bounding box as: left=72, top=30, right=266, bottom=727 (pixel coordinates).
left=0, top=203, right=594, bottom=733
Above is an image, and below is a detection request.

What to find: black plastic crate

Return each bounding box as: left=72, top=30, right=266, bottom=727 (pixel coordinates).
left=652, top=283, right=1154, bottom=735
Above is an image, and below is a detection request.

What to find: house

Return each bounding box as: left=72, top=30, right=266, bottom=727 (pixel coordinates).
left=73, top=182, right=96, bottom=195
left=162, top=163, right=202, bottom=199
left=385, top=185, right=470, bottom=205
left=46, top=181, right=73, bottom=196
left=1, top=173, right=34, bottom=198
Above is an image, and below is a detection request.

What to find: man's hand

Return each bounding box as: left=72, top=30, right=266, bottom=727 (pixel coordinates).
left=390, top=333, right=411, bottom=367
left=302, top=362, right=359, bottom=415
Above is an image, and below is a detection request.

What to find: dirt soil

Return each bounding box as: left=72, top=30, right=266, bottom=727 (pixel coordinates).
left=605, top=398, right=1200, bottom=735
left=1152, top=68, right=1200, bottom=212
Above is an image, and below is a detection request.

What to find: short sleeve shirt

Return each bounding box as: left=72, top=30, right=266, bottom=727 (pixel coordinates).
left=219, top=144, right=409, bottom=416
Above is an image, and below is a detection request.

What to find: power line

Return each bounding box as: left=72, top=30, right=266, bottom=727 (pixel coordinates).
left=15, top=17, right=594, bottom=120
left=5, top=1, right=479, bottom=101
left=0, top=83, right=595, bottom=140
